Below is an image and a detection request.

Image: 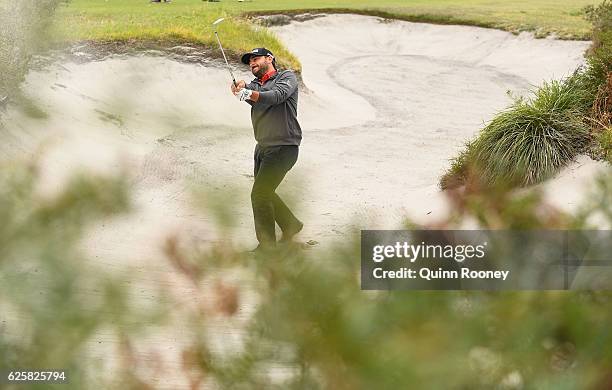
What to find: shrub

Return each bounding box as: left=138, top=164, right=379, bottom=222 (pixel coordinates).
left=585, top=0, right=612, bottom=49
left=166, top=171, right=612, bottom=389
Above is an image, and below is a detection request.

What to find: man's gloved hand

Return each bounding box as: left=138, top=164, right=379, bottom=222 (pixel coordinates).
left=235, top=88, right=253, bottom=102
left=231, top=80, right=246, bottom=94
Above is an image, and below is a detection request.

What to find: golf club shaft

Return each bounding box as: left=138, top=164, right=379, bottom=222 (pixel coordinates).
left=214, top=31, right=237, bottom=87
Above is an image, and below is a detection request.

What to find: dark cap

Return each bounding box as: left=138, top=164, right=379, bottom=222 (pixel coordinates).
left=241, top=47, right=276, bottom=68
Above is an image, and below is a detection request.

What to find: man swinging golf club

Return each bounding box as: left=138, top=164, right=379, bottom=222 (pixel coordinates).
left=231, top=48, right=303, bottom=251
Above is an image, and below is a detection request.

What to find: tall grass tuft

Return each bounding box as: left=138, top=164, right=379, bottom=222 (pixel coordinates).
left=442, top=80, right=591, bottom=188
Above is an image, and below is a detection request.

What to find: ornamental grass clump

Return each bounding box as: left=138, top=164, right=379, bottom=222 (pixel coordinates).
left=470, top=80, right=591, bottom=187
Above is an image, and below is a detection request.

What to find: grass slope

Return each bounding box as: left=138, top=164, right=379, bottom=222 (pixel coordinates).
left=54, top=0, right=597, bottom=70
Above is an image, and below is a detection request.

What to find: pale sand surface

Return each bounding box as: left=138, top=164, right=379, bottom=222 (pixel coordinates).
left=0, top=14, right=605, bottom=388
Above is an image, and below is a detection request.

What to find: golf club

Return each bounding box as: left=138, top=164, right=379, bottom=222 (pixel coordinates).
left=212, top=18, right=237, bottom=87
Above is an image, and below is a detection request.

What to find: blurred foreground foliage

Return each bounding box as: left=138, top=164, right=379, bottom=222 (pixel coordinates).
left=159, top=171, right=612, bottom=389
left=1, top=154, right=610, bottom=389
left=0, top=161, right=167, bottom=388
left=441, top=0, right=612, bottom=190
left=0, top=0, right=66, bottom=101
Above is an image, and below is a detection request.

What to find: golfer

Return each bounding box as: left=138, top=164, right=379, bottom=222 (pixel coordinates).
left=231, top=48, right=303, bottom=251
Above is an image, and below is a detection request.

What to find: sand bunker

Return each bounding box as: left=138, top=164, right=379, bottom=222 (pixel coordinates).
left=2, top=14, right=598, bottom=249
left=0, top=14, right=607, bottom=387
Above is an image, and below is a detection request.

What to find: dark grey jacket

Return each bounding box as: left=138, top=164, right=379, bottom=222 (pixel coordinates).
left=246, top=70, right=302, bottom=147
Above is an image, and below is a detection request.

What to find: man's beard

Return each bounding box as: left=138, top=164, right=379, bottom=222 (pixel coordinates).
left=252, top=63, right=271, bottom=79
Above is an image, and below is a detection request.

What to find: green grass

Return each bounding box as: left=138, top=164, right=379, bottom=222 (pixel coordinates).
left=53, top=0, right=598, bottom=71
left=245, top=0, right=597, bottom=39
left=53, top=1, right=301, bottom=69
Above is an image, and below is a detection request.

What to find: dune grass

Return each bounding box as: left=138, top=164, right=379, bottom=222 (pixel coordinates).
left=455, top=80, right=592, bottom=187
left=441, top=68, right=608, bottom=189
left=441, top=77, right=595, bottom=188
left=52, top=0, right=597, bottom=71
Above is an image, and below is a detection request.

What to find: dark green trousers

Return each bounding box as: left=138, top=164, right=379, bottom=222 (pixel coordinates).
left=251, top=144, right=300, bottom=245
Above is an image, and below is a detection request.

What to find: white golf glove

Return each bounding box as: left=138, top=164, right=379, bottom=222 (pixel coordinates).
left=235, top=88, right=253, bottom=102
